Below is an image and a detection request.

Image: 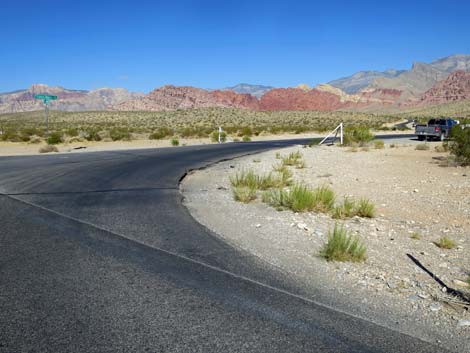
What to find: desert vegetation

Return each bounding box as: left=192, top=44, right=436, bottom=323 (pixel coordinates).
left=0, top=108, right=400, bottom=144
left=229, top=151, right=376, bottom=221
left=320, top=223, right=367, bottom=262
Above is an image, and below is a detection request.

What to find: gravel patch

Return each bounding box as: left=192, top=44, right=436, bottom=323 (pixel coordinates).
left=182, top=143, right=470, bottom=352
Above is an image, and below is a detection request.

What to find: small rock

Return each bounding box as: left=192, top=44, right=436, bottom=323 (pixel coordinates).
left=453, top=279, right=470, bottom=288
left=430, top=303, right=441, bottom=312
left=457, top=320, right=470, bottom=327
left=297, top=223, right=309, bottom=231
left=408, top=295, right=419, bottom=302
left=255, top=224, right=261, bottom=228
left=387, top=281, right=397, bottom=289
left=418, top=293, right=430, bottom=299
left=413, top=189, right=419, bottom=193
left=438, top=262, right=448, bottom=269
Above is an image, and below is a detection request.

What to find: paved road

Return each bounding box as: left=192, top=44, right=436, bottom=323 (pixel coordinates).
left=0, top=136, right=446, bottom=353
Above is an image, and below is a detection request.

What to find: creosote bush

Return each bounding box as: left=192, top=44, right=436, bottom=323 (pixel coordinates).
left=242, top=135, right=251, bottom=142
left=320, top=224, right=366, bottom=262
left=170, top=137, right=179, bottom=146
left=211, top=130, right=227, bottom=143
left=343, top=127, right=374, bottom=147
left=46, top=132, right=62, bottom=145
left=448, top=125, right=470, bottom=165
left=39, top=144, right=59, bottom=153
left=415, top=143, right=430, bottom=151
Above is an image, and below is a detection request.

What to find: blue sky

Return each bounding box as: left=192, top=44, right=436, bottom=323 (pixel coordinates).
left=1, top=0, right=469, bottom=92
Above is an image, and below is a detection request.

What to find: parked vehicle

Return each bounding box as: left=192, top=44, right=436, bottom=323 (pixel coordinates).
left=415, top=118, right=459, bottom=141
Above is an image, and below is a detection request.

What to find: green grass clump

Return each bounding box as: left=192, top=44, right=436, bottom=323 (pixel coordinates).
left=262, top=184, right=335, bottom=213
left=415, top=143, right=430, bottom=151
left=355, top=198, right=375, bottom=218
left=230, top=170, right=284, bottom=191
left=410, top=232, right=421, bottom=240
left=281, top=151, right=303, bottom=166
left=261, top=188, right=290, bottom=210
left=374, top=140, right=385, bottom=149
left=170, top=137, right=179, bottom=146
left=320, top=224, right=366, bottom=262
left=332, top=198, right=356, bottom=219
left=232, top=186, right=257, bottom=203
left=434, top=236, right=456, bottom=249
left=242, top=135, right=251, bottom=142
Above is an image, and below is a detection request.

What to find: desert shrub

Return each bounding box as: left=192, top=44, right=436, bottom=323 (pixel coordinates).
left=238, top=126, right=253, bottom=137
left=242, top=135, right=251, bottom=142
left=28, top=135, right=42, bottom=144
left=110, top=128, right=131, bottom=141
left=332, top=197, right=356, bottom=219
left=83, top=129, right=102, bottom=141
left=434, top=236, right=456, bottom=249
left=149, top=127, right=173, bottom=140
left=448, top=125, right=470, bottom=165
left=211, top=130, right=227, bottom=143
left=320, top=224, right=366, bottom=262
left=434, top=143, right=448, bottom=153
left=232, top=186, right=257, bottom=203
left=355, top=198, right=375, bottom=218
left=170, top=137, right=179, bottom=146
left=415, top=143, right=430, bottom=151
left=1, top=130, right=22, bottom=142
left=66, top=128, right=79, bottom=137
left=344, top=127, right=374, bottom=147
left=374, top=140, right=385, bottom=149
left=39, top=144, right=59, bottom=153
left=410, top=232, right=421, bottom=240
left=47, top=132, right=62, bottom=145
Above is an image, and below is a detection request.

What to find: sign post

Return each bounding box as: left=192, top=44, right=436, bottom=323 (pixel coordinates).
left=34, top=94, right=57, bottom=138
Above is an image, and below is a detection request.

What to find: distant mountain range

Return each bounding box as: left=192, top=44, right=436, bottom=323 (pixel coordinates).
left=2, top=54, right=470, bottom=114
left=0, top=84, right=143, bottom=114
left=221, top=83, right=274, bottom=98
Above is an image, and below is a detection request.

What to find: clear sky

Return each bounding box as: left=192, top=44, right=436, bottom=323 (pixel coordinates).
left=2, top=0, right=469, bottom=93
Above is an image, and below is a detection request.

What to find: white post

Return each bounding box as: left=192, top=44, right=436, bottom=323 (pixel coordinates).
left=218, top=126, right=222, bottom=144
left=319, top=123, right=344, bottom=145
left=340, top=123, right=343, bottom=145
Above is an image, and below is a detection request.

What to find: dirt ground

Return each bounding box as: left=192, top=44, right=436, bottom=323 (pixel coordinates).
left=0, top=130, right=413, bottom=156
left=182, top=141, right=470, bottom=351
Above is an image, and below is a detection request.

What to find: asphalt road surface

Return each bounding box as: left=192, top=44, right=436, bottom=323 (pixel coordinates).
left=0, top=135, right=447, bottom=353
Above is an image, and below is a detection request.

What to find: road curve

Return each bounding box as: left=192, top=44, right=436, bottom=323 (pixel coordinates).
left=0, top=136, right=446, bottom=353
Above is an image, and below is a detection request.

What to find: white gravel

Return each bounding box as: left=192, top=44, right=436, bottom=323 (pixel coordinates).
left=182, top=142, right=470, bottom=351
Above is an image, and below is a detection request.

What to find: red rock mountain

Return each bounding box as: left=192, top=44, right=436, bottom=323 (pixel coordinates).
left=259, top=87, right=347, bottom=111
left=114, top=85, right=259, bottom=111
left=419, top=71, right=470, bottom=105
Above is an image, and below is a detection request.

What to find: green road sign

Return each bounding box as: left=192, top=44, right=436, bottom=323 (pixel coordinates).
left=34, top=94, right=58, bottom=104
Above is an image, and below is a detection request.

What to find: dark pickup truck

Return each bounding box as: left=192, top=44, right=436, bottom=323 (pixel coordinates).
left=415, top=118, right=459, bottom=141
